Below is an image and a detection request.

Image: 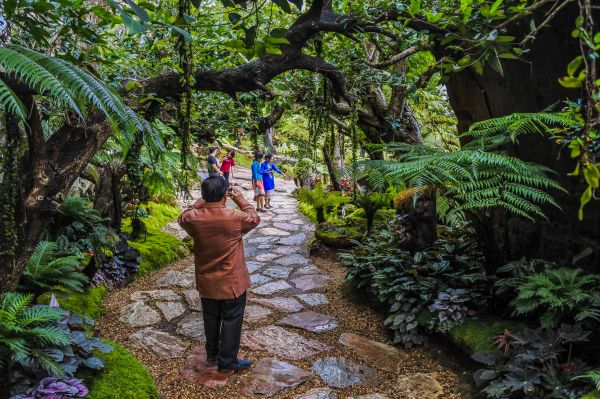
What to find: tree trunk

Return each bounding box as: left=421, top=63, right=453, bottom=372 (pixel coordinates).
left=445, top=2, right=600, bottom=269
left=264, top=126, right=276, bottom=155
left=92, top=165, right=126, bottom=230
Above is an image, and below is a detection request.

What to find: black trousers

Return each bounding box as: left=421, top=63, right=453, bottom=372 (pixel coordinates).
left=222, top=171, right=230, bottom=186
left=200, top=291, right=246, bottom=368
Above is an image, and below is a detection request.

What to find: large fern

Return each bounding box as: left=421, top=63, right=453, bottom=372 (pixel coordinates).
left=0, top=45, right=151, bottom=142
left=18, top=241, right=88, bottom=296
left=510, top=268, right=600, bottom=328
left=0, top=292, right=70, bottom=375
left=363, top=112, right=571, bottom=222
left=296, top=184, right=350, bottom=223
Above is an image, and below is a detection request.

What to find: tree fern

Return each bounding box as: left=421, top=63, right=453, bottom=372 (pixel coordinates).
left=0, top=45, right=152, bottom=145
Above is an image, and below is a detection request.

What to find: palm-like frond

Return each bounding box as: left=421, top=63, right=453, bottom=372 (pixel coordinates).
left=0, top=45, right=152, bottom=144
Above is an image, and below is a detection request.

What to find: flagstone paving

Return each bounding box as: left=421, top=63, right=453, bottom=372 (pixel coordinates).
left=96, top=167, right=471, bottom=399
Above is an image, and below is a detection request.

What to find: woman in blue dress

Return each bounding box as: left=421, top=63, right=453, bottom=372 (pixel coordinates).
left=260, top=154, right=286, bottom=209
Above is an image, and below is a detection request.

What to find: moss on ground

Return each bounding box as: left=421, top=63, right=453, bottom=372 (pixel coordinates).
left=447, top=317, right=526, bottom=354
left=122, top=202, right=190, bottom=276
left=582, top=391, right=600, bottom=399
left=38, top=285, right=108, bottom=319
left=82, top=340, right=158, bottom=399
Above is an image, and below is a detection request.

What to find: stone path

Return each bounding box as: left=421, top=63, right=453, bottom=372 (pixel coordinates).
left=97, top=167, right=469, bottom=399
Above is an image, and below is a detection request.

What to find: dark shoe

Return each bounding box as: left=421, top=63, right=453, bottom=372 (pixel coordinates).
left=257, top=208, right=265, bottom=212
left=218, top=359, right=252, bottom=373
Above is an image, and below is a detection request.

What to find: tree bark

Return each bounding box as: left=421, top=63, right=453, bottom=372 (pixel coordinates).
left=445, top=2, right=600, bottom=268
left=92, top=164, right=126, bottom=230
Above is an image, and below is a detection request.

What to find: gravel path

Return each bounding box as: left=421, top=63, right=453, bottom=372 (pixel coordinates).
left=96, top=168, right=473, bottom=399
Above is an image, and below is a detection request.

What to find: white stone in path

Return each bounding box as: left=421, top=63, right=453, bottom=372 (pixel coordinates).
left=259, top=227, right=291, bottom=236
left=244, top=304, right=273, bottom=323
left=272, top=222, right=300, bottom=232
left=242, top=325, right=330, bottom=360
left=258, top=244, right=274, bottom=250
left=263, top=266, right=294, bottom=279
left=251, top=297, right=305, bottom=313
left=254, top=253, right=280, bottom=262
left=291, top=274, right=331, bottom=291
left=119, top=301, right=161, bottom=326
left=131, top=290, right=180, bottom=302
left=251, top=273, right=272, bottom=286
left=156, top=301, right=186, bottom=322
left=155, top=270, right=195, bottom=288
left=251, top=280, right=292, bottom=295
left=176, top=312, right=206, bottom=340
left=274, top=246, right=300, bottom=255
left=247, top=261, right=264, bottom=273
left=183, top=289, right=203, bottom=311
left=279, top=233, right=307, bottom=246
left=275, top=254, right=309, bottom=266
left=129, top=328, right=189, bottom=359
left=248, top=236, right=274, bottom=245
left=294, top=388, right=337, bottom=399
left=296, top=293, right=329, bottom=306
left=294, top=265, right=323, bottom=275
left=289, top=219, right=305, bottom=225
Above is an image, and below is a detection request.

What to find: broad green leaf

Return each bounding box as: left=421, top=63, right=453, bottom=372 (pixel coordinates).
left=499, top=52, right=518, bottom=59
left=488, top=53, right=503, bottom=76
left=270, top=28, right=288, bottom=38
left=223, top=39, right=246, bottom=50
left=168, top=24, right=193, bottom=41
left=583, top=163, right=600, bottom=188
left=495, top=35, right=515, bottom=43
left=490, top=0, right=503, bottom=15
left=183, top=13, right=196, bottom=25
left=125, top=0, right=150, bottom=22
left=266, top=35, right=290, bottom=45
left=265, top=45, right=283, bottom=55
left=578, top=186, right=592, bottom=220
left=567, top=56, right=583, bottom=76
left=472, top=60, right=484, bottom=75
left=122, top=14, right=145, bottom=35
left=558, top=76, right=583, bottom=88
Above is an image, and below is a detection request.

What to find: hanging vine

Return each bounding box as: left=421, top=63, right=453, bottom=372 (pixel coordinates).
left=177, top=0, right=194, bottom=197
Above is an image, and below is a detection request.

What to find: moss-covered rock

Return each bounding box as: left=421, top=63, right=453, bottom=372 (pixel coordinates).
left=82, top=340, right=158, bottom=399
left=38, top=285, right=108, bottom=319
left=122, top=202, right=190, bottom=276
left=447, top=317, right=526, bottom=354
left=315, top=225, right=363, bottom=248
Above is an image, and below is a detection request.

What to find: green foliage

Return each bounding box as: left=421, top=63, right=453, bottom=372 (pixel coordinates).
left=473, top=324, right=594, bottom=399
left=315, top=225, right=363, bottom=249
left=0, top=293, right=70, bottom=377
left=511, top=268, right=600, bottom=328
left=341, top=225, right=488, bottom=347
left=296, top=184, right=350, bottom=223
left=82, top=340, right=158, bottom=399
left=0, top=45, right=152, bottom=143
left=575, top=369, right=600, bottom=393
left=51, top=196, right=117, bottom=257
left=298, top=202, right=318, bottom=224
left=364, top=114, right=566, bottom=223
left=18, top=241, right=88, bottom=296
left=355, top=192, right=391, bottom=233
left=294, top=158, right=315, bottom=181
left=38, top=286, right=108, bottom=320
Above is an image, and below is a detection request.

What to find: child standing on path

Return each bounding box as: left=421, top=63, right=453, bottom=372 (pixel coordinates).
left=220, top=150, right=236, bottom=187
left=261, top=154, right=286, bottom=209
left=251, top=153, right=266, bottom=212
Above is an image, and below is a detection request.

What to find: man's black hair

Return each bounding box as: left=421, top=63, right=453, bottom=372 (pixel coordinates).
left=254, top=152, right=264, bottom=161
left=201, top=176, right=228, bottom=202
left=265, top=153, right=273, bottom=160
left=208, top=146, right=219, bottom=154
left=228, top=150, right=236, bottom=157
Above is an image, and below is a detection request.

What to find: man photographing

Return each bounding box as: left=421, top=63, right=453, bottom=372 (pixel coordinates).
left=177, top=176, right=260, bottom=373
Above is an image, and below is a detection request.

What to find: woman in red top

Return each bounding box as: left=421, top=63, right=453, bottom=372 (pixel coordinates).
left=220, top=150, right=236, bottom=186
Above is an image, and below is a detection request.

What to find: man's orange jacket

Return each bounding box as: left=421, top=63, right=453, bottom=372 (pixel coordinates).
left=177, top=195, right=260, bottom=300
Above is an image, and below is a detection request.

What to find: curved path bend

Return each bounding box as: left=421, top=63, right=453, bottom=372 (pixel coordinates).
left=97, top=168, right=471, bottom=399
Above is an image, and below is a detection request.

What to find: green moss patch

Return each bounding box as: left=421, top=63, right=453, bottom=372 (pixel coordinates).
left=582, top=391, right=600, bottom=399
left=122, top=202, right=190, bottom=276
left=82, top=340, right=158, bottom=399
left=38, top=285, right=107, bottom=319
left=315, top=225, right=363, bottom=248
left=447, top=317, right=526, bottom=354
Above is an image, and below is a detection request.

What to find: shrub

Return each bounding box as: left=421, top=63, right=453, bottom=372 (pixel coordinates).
left=510, top=268, right=600, bottom=328
left=91, top=234, right=140, bottom=288
left=0, top=293, right=70, bottom=397
left=472, top=324, right=594, bottom=398
left=18, top=241, right=88, bottom=297
left=296, top=184, right=350, bottom=224
left=341, top=225, right=488, bottom=347
left=355, top=192, right=391, bottom=233
left=294, top=158, right=314, bottom=182
left=12, top=377, right=89, bottom=399
left=82, top=341, right=158, bottom=399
